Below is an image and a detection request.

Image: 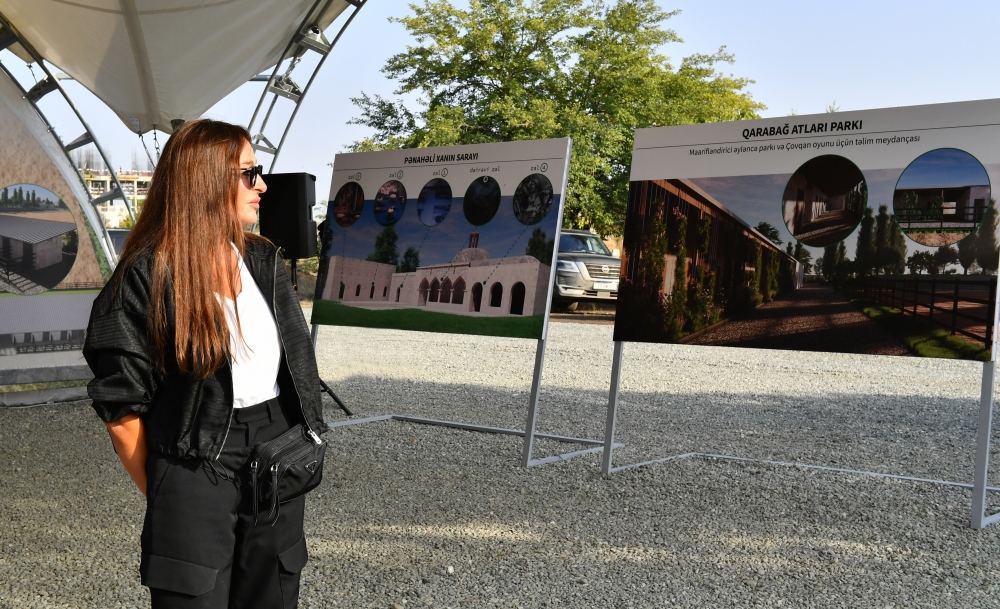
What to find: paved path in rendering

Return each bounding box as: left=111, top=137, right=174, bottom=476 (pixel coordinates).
left=685, top=284, right=910, bottom=355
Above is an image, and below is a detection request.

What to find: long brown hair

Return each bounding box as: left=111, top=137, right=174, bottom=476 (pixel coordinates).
left=118, top=119, right=251, bottom=378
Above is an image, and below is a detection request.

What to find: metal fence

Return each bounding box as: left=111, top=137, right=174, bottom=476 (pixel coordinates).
left=861, top=275, right=995, bottom=348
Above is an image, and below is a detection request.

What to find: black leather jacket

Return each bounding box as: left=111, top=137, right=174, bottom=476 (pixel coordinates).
left=83, top=237, right=328, bottom=460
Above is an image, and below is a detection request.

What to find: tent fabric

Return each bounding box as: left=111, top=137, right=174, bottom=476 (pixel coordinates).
left=0, top=0, right=351, bottom=133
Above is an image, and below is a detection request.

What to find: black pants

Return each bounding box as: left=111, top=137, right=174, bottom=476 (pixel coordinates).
left=140, top=397, right=308, bottom=609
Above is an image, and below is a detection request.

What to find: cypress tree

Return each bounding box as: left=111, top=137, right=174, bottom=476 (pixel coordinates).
left=975, top=199, right=999, bottom=274
left=958, top=233, right=977, bottom=275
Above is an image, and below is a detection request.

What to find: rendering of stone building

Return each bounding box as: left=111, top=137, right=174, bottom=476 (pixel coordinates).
left=321, top=234, right=550, bottom=317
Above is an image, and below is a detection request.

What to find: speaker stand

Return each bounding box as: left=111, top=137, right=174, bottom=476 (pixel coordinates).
left=289, top=257, right=353, bottom=417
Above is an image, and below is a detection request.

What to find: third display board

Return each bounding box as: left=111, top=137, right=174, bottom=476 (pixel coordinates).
left=617, top=99, right=1000, bottom=360
left=311, top=138, right=570, bottom=340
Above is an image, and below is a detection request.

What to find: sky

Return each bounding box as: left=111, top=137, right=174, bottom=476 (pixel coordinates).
left=4, top=0, right=1000, bottom=220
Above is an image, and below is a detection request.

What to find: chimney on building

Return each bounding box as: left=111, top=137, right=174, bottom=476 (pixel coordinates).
left=468, top=232, right=479, bottom=249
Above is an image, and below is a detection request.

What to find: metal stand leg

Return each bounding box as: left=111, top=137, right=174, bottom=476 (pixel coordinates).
left=311, top=318, right=352, bottom=416
left=971, top=360, right=998, bottom=528
left=521, top=338, right=547, bottom=467
left=602, top=341, right=625, bottom=474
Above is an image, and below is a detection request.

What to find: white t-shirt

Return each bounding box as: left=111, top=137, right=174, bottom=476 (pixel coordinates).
left=218, top=248, right=281, bottom=408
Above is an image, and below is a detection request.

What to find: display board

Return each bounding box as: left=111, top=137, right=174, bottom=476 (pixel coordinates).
left=312, top=139, right=570, bottom=340
left=617, top=99, right=1000, bottom=360
left=0, top=68, right=109, bottom=367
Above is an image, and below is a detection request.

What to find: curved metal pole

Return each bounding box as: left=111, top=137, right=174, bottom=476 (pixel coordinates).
left=247, top=0, right=330, bottom=135
left=270, top=0, right=367, bottom=170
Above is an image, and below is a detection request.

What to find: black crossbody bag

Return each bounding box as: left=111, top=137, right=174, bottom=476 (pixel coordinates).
left=249, top=424, right=327, bottom=526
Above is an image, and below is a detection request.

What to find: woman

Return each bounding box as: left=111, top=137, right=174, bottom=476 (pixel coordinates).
left=83, top=119, right=328, bottom=609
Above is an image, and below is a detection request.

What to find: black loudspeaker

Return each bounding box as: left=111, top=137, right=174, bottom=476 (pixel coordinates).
left=259, top=172, right=318, bottom=259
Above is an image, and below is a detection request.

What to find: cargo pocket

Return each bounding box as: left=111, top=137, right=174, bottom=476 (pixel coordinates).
left=141, top=553, right=219, bottom=597
left=277, top=536, right=308, bottom=607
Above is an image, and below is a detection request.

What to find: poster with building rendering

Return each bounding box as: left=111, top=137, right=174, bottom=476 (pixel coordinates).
left=311, top=138, right=570, bottom=339
left=617, top=99, right=1000, bottom=360
left=0, top=69, right=110, bottom=367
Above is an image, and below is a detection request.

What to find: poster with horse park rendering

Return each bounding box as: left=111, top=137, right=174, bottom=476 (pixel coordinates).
left=616, top=99, right=1000, bottom=360
left=311, top=138, right=570, bottom=340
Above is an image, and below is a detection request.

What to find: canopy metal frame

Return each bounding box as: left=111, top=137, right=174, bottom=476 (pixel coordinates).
left=248, top=0, right=367, bottom=172
left=0, top=15, right=125, bottom=263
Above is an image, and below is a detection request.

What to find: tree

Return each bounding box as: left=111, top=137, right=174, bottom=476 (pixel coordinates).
left=958, top=233, right=977, bottom=275
left=792, top=242, right=812, bottom=274
left=525, top=228, right=555, bottom=265
left=906, top=251, right=930, bottom=274
left=755, top=222, right=781, bottom=246
left=855, top=206, right=875, bottom=277
left=367, top=225, right=399, bottom=266
left=932, top=246, right=958, bottom=275
left=397, top=246, right=421, bottom=273
left=833, top=241, right=849, bottom=284
left=975, top=199, right=999, bottom=274
left=350, top=0, right=762, bottom=236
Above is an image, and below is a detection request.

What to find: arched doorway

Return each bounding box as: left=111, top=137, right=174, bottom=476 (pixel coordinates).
left=429, top=278, right=440, bottom=302
left=441, top=278, right=453, bottom=303
left=509, top=282, right=525, bottom=315
left=471, top=282, right=483, bottom=312
left=452, top=277, right=466, bottom=305
left=338, top=282, right=345, bottom=299
left=489, top=282, right=503, bottom=308
left=418, top=278, right=429, bottom=305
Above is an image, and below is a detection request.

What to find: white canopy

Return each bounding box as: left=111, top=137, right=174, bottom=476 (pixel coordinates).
left=0, top=0, right=352, bottom=133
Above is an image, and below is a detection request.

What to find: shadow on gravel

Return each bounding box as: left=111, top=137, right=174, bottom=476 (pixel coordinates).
left=3, top=400, right=1000, bottom=609
left=323, top=373, right=996, bottom=487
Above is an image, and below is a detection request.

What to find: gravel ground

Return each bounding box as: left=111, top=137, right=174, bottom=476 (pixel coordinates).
left=3, top=320, right=1000, bottom=608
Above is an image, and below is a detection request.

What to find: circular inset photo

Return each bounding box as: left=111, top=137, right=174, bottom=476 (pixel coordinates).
left=374, top=180, right=406, bottom=226
left=417, top=178, right=452, bottom=227
left=463, top=176, right=501, bottom=226
left=781, top=155, right=867, bottom=247
left=512, top=173, right=554, bottom=225
left=0, top=183, right=78, bottom=295
left=332, top=181, right=364, bottom=227
left=892, top=148, right=991, bottom=247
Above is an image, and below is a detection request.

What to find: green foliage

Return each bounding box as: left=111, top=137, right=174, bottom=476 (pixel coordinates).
left=858, top=302, right=990, bottom=361
left=764, top=251, right=779, bottom=302
left=666, top=209, right=688, bottom=339
left=83, top=219, right=111, bottom=280
left=687, top=215, right=719, bottom=329
left=398, top=246, right=421, bottom=272
left=750, top=243, right=763, bottom=306
left=367, top=225, right=400, bottom=266
left=792, top=241, right=812, bottom=274
left=350, top=0, right=762, bottom=236
left=873, top=205, right=906, bottom=274
left=855, top=206, right=875, bottom=277
left=958, top=233, right=977, bottom=275
left=833, top=241, right=849, bottom=285
left=312, top=299, right=543, bottom=339
left=754, top=221, right=781, bottom=246
left=525, top=228, right=555, bottom=265
left=975, top=199, right=999, bottom=274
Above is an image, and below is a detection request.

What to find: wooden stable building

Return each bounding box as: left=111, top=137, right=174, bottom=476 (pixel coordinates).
left=620, top=178, right=801, bottom=329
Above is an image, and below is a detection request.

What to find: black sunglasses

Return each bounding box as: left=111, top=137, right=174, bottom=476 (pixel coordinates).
left=239, top=164, right=264, bottom=187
